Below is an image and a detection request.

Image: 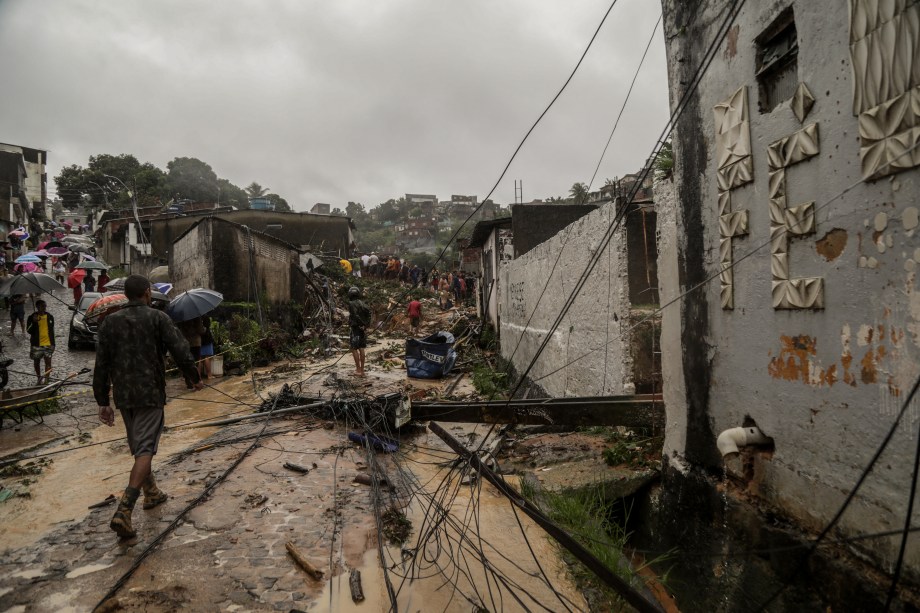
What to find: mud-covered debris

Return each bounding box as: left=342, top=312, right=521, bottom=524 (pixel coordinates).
left=353, top=473, right=388, bottom=488
left=283, top=462, right=310, bottom=474
left=285, top=541, right=324, bottom=580
left=381, top=508, right=412, bottom=545
left=88, top=494, right=117, bottom=509
left=350, top=569, right=365, bottom=602
left=243, top=493, right=268, bottom=508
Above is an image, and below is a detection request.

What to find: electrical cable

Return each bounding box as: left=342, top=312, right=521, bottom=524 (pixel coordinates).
left=532, top=137, right=920, bottom=382
left=885, top=415, right=920, bottom=609
left=755, top=371, right=920, bottom=611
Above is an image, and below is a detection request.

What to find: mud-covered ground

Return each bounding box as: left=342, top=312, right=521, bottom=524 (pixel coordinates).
left=0, top=330, right=590, bottom=612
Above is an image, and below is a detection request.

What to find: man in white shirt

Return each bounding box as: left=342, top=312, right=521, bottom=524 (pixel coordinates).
left=368, top=253, right=379, bottom=277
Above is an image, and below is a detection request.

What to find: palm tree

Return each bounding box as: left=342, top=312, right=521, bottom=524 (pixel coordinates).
left=244, top=182, right=270, bottom=198
left=569, top=182, right=589, bottom=205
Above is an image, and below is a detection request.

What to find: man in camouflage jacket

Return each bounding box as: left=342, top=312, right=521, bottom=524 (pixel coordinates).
left=94, top=275, right=202, bottom=539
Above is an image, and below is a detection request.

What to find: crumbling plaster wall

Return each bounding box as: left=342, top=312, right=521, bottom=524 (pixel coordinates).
left=499, top=203, right=634, bottom=397
left=655, top=177, right=689, bottom=460
left=169, top=223, right=211, bottom=295
left=662, top=0, right=920, bottom=575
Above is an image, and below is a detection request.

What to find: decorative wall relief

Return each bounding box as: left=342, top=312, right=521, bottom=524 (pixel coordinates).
left=768, top=123, right=824, bottom=309
left=791, top=83, right=815, bottom=123
left=849, top=0, right=920, bottom=179
left=714, top=86, right=753, bottom=309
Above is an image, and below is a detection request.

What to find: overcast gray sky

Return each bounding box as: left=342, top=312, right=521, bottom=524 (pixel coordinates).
left=0, top=0, right=668, bottom=212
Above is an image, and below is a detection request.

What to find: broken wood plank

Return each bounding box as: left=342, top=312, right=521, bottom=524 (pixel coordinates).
left=285, top=542, right=324, bottom=580
left=349, top=569, right=365, bottom=602
left=283, top=462, right=310, bottom=474
left=412, top=394, right=663, bottom=429
left=178, top=402, right=327, bottom=429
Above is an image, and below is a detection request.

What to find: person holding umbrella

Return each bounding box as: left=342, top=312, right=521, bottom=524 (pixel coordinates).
left=52, top=259, right=66, bottom=284
left=9, top=294, right=26, bottom=336
left=94, top=275, right=202, bottom=539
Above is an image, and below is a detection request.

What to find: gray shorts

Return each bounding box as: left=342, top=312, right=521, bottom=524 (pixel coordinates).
left=120, top=406, right=165, bottom=457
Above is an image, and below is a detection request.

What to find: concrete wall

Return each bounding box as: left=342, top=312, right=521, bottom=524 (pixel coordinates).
left=170, top=223, right=211, bottom=294
left=152, top=210, right=353, bottom=259
left=661, top=0, right=920, bottom=587
left=183, top=220, right=298, bottom=304
left=511, top=203, right=599, bottom=258
left=499, top=203, right=635, bottom=397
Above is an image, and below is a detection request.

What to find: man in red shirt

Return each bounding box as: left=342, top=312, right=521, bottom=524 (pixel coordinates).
left=407, top=299, right=422, bottom=332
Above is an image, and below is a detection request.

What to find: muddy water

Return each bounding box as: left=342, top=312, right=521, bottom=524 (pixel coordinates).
left=0, top=374, right=262, bottom=552
left=313, top=424, right=586, bottom=612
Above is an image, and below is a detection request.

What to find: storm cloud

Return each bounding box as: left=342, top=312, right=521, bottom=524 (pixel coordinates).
left=0, top=0, right=668, bottom=210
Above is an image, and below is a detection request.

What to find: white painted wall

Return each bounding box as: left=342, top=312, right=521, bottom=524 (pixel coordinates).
left=499, top=203, right=634, bottom=397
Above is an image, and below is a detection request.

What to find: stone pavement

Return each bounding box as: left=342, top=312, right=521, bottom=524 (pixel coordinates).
left=0, top=419, right=385, bottom=612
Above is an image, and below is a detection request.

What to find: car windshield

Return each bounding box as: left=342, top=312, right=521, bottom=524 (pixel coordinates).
left=77, top=293, right=102, bottom=313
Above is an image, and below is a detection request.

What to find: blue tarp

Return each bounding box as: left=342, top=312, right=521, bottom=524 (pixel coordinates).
left=405, top=331, right=457, bottom=379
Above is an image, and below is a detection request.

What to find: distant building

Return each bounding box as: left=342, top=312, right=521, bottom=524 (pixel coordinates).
left=0, top=142, right=47, bottom=228
left=249, top=197, right=275, bottom=211
left=311, top=203, right=331, bottom=215
left=405, top=193, right=438, bottom=216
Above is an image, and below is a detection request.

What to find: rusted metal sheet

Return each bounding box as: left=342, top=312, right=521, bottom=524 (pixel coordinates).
left=411, top=394, right=663, bottom=429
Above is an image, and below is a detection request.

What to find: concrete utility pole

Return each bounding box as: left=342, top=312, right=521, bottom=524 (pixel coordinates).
left=87, top=181, right=108, bottom=209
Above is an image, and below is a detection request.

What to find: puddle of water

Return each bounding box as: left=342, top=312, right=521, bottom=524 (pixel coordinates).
left=313, top=425, right=586, bottom=612
left=36, top=588, right=83, bottom=612
left=315, top=548, right=385, bottom=612
left=9, top=568, right=45, bottom=580
left=64, top=562, right=113, bottom=579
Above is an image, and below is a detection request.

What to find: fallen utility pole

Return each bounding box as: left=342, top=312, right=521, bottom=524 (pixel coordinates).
left=176, top=402, right=326, bottom=429
left=413, top=394, right=663, bottom=429
left=429, top=421, right=663, bottom=613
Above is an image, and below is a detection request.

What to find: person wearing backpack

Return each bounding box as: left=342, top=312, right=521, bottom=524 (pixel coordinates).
left=347, top=286, right=371, bottom=376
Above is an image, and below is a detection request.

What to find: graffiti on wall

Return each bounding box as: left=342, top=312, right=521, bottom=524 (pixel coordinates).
left=508, top=281, right=526, bottom=320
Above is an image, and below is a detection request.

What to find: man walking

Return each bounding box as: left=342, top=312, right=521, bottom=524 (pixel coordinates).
left=26, top=300, right=54, bottom=384
left=94, top=275, right=202, bottom=539
left=407, top=298, right=422, bottom=333
left=347, top=286, right=371, bottom=377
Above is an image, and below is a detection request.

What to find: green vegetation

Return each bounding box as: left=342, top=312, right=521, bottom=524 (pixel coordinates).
left=54, top=152, right=287, bottom=211
left=602, top=433, right=662, bottom=470
left=518, top=479, right=663, bottom=611
left=472, top=361, right=510, bottom=398
left=654, top=138, right=674, bottom=180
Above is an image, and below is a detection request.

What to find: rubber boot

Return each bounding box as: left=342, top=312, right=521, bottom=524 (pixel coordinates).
left=110, top=487, right=139, bottom=539
left=142, top=473, right=168, bottom=510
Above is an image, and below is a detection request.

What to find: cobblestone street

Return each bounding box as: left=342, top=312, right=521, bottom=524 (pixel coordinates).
left=1, top=287, right=96, bottom=391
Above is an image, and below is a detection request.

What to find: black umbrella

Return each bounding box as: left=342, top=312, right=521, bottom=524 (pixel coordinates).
left=166, top=289, right=223, bottom=322
left=0, top=273, right=67, bottom=296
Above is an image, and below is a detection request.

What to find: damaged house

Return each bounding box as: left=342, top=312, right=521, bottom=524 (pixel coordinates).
left=640, top=0, right=920, bottom=609
left=169, top=216, right=307, bottom=304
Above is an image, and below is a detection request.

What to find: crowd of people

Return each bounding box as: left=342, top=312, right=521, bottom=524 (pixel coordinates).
left=339, top=253, right=479, bottom=312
